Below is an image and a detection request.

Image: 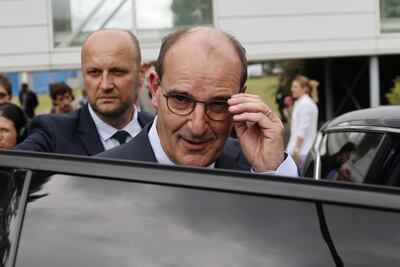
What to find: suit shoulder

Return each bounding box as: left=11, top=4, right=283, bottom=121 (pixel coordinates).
left=30, top=109, right=81, bottom=130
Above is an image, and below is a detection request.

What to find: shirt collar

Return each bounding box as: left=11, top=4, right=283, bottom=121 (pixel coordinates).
left=148, top=116, right=215, bottom=168
left=88, top=104, right=141, bottom=141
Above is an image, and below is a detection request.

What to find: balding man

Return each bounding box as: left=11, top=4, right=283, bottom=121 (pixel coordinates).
left=97, top=26, right=297, bottom=176
left=16, top=29, right=153, bottom=155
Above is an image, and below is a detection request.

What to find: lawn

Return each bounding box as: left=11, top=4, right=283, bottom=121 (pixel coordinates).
left=12, top=88, right=83, bottom=115
left=246, top=75, right=279, bottom=114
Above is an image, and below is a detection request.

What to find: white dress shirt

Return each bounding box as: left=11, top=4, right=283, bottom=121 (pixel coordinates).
left=287, top=94, right=318, bottom=156
left=88, top=104, right=142, bottom=150
left=148, top=116, right=298, bottom=176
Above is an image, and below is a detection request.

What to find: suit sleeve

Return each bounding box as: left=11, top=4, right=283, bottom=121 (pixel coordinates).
left=15, top=116, right=55, bottom=152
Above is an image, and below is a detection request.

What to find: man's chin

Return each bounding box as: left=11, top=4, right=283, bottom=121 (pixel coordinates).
left=177, top=154, right=214, bottom=168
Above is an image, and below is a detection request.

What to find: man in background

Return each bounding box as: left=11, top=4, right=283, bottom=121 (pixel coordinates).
left=49, top=82, right=78, bottom=114
left=0, top=74, right=12, bottom=104
left=16, top=28, right=153, bottom=155
left=19, top=82, right=38, bottom=118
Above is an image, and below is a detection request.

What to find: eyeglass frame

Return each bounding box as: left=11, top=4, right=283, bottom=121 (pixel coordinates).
left=157, top=81, right=232, bottom=121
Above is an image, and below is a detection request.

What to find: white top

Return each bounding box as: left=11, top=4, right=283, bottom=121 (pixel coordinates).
left=148, top=116, right=298, bottom=176
left=88, top=104, right=142, bottom=150
left=286, top=94, right=318, bottom=156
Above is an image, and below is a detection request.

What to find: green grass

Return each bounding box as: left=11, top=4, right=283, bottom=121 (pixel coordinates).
left=246, top=75, right=279, bottom=113
left=12, top=88, right=83, bottom=115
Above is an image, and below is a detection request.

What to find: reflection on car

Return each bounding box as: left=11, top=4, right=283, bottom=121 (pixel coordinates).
left=303, top=105, right=400, bottom=186
left=1, top=149, right=400, bottom=266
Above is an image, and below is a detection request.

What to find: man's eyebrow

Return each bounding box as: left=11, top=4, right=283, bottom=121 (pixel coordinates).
left=166, top=89, right=192, bottom=96
left=212, top=95, right=231, bottom=101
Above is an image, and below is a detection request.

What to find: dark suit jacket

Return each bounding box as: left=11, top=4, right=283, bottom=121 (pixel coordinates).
left=15, top=105, right=154, bottom=156
left=19, top=90, right=38, bottom=118
left=96, top=123, right=252, bottom=171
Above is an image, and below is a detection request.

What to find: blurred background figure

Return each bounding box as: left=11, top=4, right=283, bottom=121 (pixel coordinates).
left=0, top=74, right=12, bottom=104
left=19, top=82, right=38, bottom=118
left=0, top=103, right=28, bottom=149
left=286, top=75, right=319, bottom=174
left=137, top=61, right=156, bottom=114
left=49, top=82, right=78, bottom=114
left=73, top=88, right=87, bottom=108
left=322, top=142, right=356, bottom=181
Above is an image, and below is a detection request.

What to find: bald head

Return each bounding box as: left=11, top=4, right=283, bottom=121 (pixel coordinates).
left=156, top=26, right=247, bottom=89
left=81, top=29, right=141, bottom=69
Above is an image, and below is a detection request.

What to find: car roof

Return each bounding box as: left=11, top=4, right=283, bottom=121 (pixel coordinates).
left=325, top=105, right=400, bottom=129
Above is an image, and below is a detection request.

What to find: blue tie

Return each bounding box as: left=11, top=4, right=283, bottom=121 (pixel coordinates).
left=112, top=130, right=130, bottom=145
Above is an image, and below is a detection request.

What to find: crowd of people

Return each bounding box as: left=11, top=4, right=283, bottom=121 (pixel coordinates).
left=0, top=26, right=345, bottom=178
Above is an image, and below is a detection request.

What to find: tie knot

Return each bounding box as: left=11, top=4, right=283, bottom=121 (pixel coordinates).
left=112, top=130, right=130, bottom=145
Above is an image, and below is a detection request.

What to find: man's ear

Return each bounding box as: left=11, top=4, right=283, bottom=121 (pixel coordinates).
left=148, top=72, right=159, bottom=108
left=241, top=84, right=247, bottom=93
left=137, top=63, right=148, bottom=88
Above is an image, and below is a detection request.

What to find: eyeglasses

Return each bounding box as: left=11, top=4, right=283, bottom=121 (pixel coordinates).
left=158, top=81, right=231, bottom=121
left=0, top=92, right=9, bottom=98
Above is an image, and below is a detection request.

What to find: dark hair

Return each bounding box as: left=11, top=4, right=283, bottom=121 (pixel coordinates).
left=155, top=26, right=248, bottom=90
left=0, top=74, right=12, bottom=97
left=0, top=102, right=27, bottom=143
left=49, top=82, right=74, bottom=102
left=337, top=142, right=356, bottom=155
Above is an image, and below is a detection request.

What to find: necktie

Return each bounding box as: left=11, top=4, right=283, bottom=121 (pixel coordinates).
left=112, top=130, right=130, bottom=145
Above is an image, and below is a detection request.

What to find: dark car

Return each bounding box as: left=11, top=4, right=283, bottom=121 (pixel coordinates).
left=2, top=149, right=400, bottom=266
left=303, top=105, right=400, bottom=186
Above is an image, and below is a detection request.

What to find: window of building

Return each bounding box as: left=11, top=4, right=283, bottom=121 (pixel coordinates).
left=380, top=0, right=400, bottom=33
left=52, top=0, right=213, bottom=48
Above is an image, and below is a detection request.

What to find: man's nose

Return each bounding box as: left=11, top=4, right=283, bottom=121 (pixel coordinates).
left=99, top=73, right=113, bottom=90
left=188, top=103, right=208, bottom=135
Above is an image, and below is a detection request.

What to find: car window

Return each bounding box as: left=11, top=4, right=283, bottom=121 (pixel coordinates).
left=320, top=132, right=384, bottom=183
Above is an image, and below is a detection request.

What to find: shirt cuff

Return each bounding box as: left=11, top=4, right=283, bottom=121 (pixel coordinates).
left=251, top=152, right=299, bottom=177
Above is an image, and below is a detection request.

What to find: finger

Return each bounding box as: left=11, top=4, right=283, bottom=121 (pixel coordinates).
left=232, top=112, right=282, bottom=130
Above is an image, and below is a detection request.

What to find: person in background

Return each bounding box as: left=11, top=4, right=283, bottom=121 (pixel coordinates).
left=97, top=26, right=298, bottom=177
left=16, top=28, right=153, bottom=155
left=0, top=103, right=28, bottom=149
left=74, top=88, right=87, bottom=108
left=286, top=75, right=319, bottom=174
left=322, top=142, right=356, bottom=181
left=137, top=61, right=157, bottom=114
left=49, top=82, right=78, bottom=114
left=0, top=74, right=13, bottom=104
left=19, top=82, right=38, bottom=118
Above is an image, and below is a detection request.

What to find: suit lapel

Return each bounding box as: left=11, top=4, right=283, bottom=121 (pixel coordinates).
left=129, top=123, right=157, bottom=162
left=78, top=105, right=105, bottom=156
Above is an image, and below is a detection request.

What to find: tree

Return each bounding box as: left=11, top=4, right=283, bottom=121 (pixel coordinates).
left=386, top=77, right=400, bottom=104
left=171, top=0, right=213, bottom=27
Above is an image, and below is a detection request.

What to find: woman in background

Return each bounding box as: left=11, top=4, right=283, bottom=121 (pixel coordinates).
left=0, top=102, right=27, bottom=149
left=286, top=75, right=319, bottom=174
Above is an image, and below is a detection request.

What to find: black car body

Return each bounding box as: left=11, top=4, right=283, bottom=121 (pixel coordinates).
left=1, top=149, right=400, bottom=266
left=303, top=105, right=400, bottom=186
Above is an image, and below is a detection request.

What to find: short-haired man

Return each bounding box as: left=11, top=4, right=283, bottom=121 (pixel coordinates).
left=0, top=74, right=12, bottom=104
left=49, top=82, right=77, bottom=114
left=97, top=26, right=297, bottom=176
left=19, top=83, right=38, bottom=118
left=16, top=29, right=154, bottom=155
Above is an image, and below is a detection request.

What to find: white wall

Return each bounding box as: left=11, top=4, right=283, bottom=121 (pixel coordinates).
left=0, top=0, right=399, bottom=72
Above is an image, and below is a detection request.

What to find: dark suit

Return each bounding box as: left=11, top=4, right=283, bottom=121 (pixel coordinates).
left=96, top=123, right=252, bottom=171
left=15, top=105, right=154, bottom=156
left=19, top=90, right=38, bottom=118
